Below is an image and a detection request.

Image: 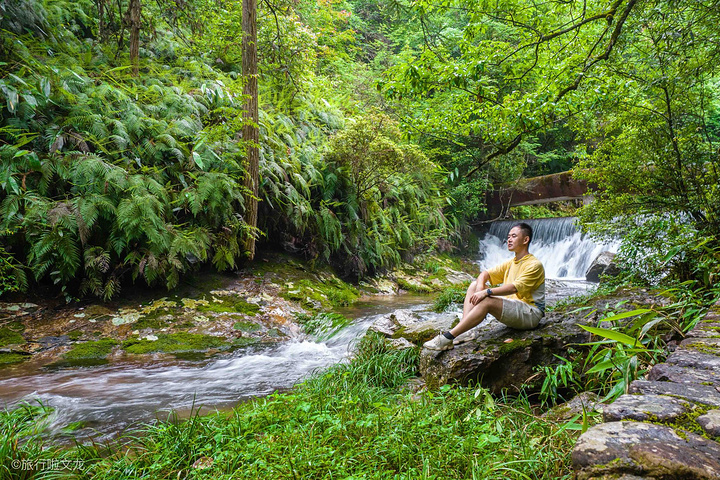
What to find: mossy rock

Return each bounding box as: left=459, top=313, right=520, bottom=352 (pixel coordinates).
left=195, top=296, right=261, bottom=316
left=233, top=321, right=262, bottom=332
left=232, top=337, right=260, bottom=348
left=497, top=338, right=533, bottom=355
left=132, top=308, right=175, bottom=330
left=0, top=352, right=29, bottom=365
left=0, top=327, right=25, bottom=347
left=64, top=339, right=119, bottom=360
left=396, top=277, right=435, bottom=294
left=282, top=277, right=360, bottom=310
left=67, top=330, right=83, bottom=341
left=122, top=333, right=229, bottom=354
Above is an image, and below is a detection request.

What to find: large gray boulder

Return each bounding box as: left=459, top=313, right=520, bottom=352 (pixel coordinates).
left=586, top=251, right=620, bottom=282
left=417, top=310, right=593, bottom=393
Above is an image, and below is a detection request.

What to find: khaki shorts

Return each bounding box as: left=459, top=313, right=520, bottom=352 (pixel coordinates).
left=500, top=298, right=543, bottom=330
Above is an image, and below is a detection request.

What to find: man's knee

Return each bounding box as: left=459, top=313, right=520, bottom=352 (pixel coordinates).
left=465, top=281, right=477, bottom=299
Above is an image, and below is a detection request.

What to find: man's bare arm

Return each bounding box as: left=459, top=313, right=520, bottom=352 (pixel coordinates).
left=470, top=272, right=518, bottom=305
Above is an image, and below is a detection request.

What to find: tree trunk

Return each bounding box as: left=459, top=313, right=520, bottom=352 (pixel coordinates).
left=128, top=0, right=141, bottom=76
left=242, top=0, right=259, bottom=260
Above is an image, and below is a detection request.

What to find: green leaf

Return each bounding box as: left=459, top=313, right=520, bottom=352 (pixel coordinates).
left=40, top=77, right=51, bottom=98
left=23, top=93, right=38, bottom=107
left=6, top=87, right=18, bottom=113
left=600, top=309, right=653, bottom=322
left=579, top=324, right=638, bottom=347
left=192, top=151, right=205, bottom=170
left=585, top=357, right=628, bottom=374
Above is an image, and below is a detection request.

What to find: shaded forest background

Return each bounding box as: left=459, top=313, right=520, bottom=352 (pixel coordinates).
left=1, top=0, right=719, bottom=300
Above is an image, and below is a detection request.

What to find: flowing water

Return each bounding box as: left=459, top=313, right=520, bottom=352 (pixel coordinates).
left=0, top=217, right=616, bottom=440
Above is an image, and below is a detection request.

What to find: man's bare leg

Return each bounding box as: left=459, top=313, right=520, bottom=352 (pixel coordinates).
left=423, top=294, right=504, bottom=351
left=462, top=281, right=477, bottom=319
left=450, top=297, right=504, bottom=338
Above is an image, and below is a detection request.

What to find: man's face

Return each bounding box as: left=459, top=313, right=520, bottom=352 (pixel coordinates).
left=507, top=226, right=529, bottom=252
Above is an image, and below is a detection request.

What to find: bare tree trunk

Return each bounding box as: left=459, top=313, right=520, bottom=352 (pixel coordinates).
left=128, top=0, right=141, bottom=76
left=97, top=0, right=106, bottom=40
left=242, top=0, right=259, bottom=260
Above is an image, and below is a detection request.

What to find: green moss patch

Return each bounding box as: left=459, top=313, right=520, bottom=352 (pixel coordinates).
left=0, top=352, right=28, bottom=364
left=64, top=339, right=119, bottom=360
left=232, top=337, right=261, bottom=348
left=396, top=277, right=434, bottom=294
left=67, top=330, right=83, bottom=341
left=122, top=333, right=229, bottom=354
left=283, top=278, right=360, bottom=309
left=0, top=327, right=25, bottom=347
left=195, top=296, right=261, bottom=316
left=233, top=321, right=262, bottom=332
left=132, top=309, right=174, bottom=330
left=498, top=339, right=533, bottom=355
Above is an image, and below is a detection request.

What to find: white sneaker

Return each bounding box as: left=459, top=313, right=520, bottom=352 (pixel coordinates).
left=423, top=334, right=454, bottom=351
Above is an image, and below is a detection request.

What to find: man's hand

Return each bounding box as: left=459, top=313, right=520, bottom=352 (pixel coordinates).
left=469, top=289, right=489, bottom=305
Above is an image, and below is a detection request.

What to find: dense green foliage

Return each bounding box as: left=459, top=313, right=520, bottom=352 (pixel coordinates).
left=2, top=333, right=580, bottom=479
left=0, top=0, right=457, bottom=299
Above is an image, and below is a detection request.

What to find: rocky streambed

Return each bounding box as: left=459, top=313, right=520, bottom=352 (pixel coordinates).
left=0, top=252, right=476, bottom=439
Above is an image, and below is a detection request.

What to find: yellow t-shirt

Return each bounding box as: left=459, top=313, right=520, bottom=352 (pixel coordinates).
left=487, top=254, right=545, bottom=312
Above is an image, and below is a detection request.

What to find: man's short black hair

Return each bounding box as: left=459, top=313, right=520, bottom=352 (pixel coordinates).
left=512, top=222, right=533, bottom=243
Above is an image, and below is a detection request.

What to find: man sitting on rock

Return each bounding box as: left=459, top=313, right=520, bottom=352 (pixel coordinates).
left=423, top=222, right=545, bottom=351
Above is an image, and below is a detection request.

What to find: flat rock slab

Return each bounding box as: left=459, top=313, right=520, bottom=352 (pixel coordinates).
left=648, top=363, right=720, bottom=387
left=573, top=421, right=720, bottom=479
left=679, top=337, right=720, bottom=356
left=603, top=394, right=693, bottom=422
left=697, top=410, right=720, bottom=437
left=418, top=311, right=592, bottom=392
left=666, top=348, right=720, bottom=371
left=629, top=380, right=720, bottom=408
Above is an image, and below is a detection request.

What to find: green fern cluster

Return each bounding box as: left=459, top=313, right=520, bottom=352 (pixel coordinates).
left=0, top=1, right=252, bottom=299
left=0, top=0, right=459, bottom=298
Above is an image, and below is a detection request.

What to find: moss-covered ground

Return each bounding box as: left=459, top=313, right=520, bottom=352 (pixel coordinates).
left=0, top=250, right=478, bottom=366
left=0, top=352, right=28, bottom=365
left=0, top=324, right=25, bottom=347
left=63, top=339, right=119, bottom=360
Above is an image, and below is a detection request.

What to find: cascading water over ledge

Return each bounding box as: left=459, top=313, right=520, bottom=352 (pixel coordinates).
left=479, top=217, right=618, bottom=280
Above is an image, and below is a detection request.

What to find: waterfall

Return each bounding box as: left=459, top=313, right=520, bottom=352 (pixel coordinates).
left=478, top=217, right=617, bottom=280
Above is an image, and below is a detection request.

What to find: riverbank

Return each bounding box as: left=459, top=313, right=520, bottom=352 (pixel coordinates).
left=3, top=332, right=581, bottom=480
left=0, top=250, right=478, bottom=370
left=3, top=278, right=719, bottom=479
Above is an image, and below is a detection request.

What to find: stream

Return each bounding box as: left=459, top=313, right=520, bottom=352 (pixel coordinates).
left=0, top=217, right=616, bottom=441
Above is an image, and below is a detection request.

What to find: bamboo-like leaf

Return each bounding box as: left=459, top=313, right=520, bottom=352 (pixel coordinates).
left=579, top=325, right=638, bottom=347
